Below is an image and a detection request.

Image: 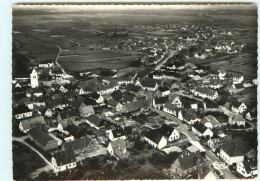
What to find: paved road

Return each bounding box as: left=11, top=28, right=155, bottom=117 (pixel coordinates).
left=155, top=50, right=178, bottom=70
left=150, top=107, right=237, bottom=179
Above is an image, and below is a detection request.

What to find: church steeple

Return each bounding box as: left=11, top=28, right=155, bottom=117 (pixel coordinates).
left=30, top=69, right=38, bottom=88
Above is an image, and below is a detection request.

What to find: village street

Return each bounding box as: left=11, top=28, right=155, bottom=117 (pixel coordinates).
left=155, top=50, right=178, bottom=70
left=149, top=107, right=237, bottom=179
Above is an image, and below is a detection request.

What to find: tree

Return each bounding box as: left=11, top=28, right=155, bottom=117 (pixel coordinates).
left=131, top=60, right=142, bottom=67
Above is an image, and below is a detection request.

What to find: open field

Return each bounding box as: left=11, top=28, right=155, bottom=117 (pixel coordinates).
left=13, top=6, right=257, bottom=73
left=210, top=52, right=257, bottom=78
left=59, top=50, right=140, bottom=72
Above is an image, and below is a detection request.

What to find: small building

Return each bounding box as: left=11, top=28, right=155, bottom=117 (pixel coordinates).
left=110, top=90, right=123, bottom=101
left=52, top=150, right=77, bottom=173
left=230, top=83, right=244, bottom=94
left=63, top=136, right=96, bottom=155
left=28, top=127, right=59, bottom=151
left=163, top=103, right=177, bottom=116
left=57, top=110, right=77, bottom=128
left=44, top=108, right=53, bottom=118
left=107, top=139, right=130, bottom=160
left=193, top=87, right=218, bottom=100
left=137, top=78, right=158, bottom=91
left=107, top=99, right=123, bottom=112
left=200, top=115, right=221, bottom=129
left=233, top=75, right=244, bottom=84
left=85, top=114, right=103, bottom=130
left=220, top=137, right=255, bottom=165
left=252, top=78, right=257, bottom=85
left=78, top=103, right=95, bottom=118
left=143, top=131, right=168, bottom=149
left=229, top=114, right=246, bottom=127
left=158, top=86, right=170, bottom=96
left=237, top=158, right=257, bottom=178
left=122, top=91, right=137, bottom=103
left=19, top=115, right=46, bottom=133
left=153, top=96, right=168, bottom=109
left=122, top=99, right=149, bottom=113
left=168, top=94, right=182, bottom=107
left=65, top=124, right=86, bottom=139
left=108, top=127, right=132, bottom=141
left=171, top=151, right=205, bottom=178
left=13, top=105, right=32, bottom=119
left=246, top=109, right=257, bottom=121
left=183, top=109, right=200, bottom=124
left=192, top=122, right=213, bottom=138
left=208, top=79, right=222, bottom=89
left=154, top=124, right=180, bottom=141
left=231, top=101, right=247, bottom=114
left=197, top=166, right=219, bottom=179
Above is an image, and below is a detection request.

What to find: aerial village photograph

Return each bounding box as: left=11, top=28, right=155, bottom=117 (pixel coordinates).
left=12, top=3, right=257, bottom=180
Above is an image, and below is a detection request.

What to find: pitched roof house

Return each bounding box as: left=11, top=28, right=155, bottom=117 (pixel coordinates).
left=201, top=115, right=221, bottom=129
left=107, top=139, right=130, bottom=160
left=171, top=151, right=205, bottom=178
left=52, top=150, right=77, bottom=173
left=78, top=103, right=95, bottom=118
left=28, top=127, right=58, bottom=151
left=63, top=136, right=93, bottom=154
left=19, top=115, right=46, bottom=133
left=85, top=114, right=103, bottom=130
left=192, top=122, right=213, bottom=138
left=229, top=114, right=246, bottom=127
left=220, top=137, right=255, bottom=165
left=122, top=91, right=137, bottom=103
left=231, top=101, right=247, bottom=114
left=193, top=87, right=218, bottom=100
left=108, top=127, right=132, bottom=141
left=107, top=99, right=123, bottom=112
left=163, top=103, right=178, bottom=116
left=137, top=78, right=158, bottom=91
left=197, top=167, right=219, bottom=179
left=65, top=124, right=86, bottom=139
left=110, top=90, right=123, bottom=101
left=153, top=125, right=180, bottom=141
left=143, top=130, right=168, bottom=149
left=246, top=109, right=257, bottom=121
left=122, top=99, right=149, bottom=113
left=182, top=108, right=200, bottom=124
left=158, top=86, right=171, bottom=96
left=125, top=84, right=142, bottom=93
left=57, top=110, right=77, bottom=127
left=153, top=96, right=168, bottom=109
left=13, top=105, right=32, bottom=119
left=168, top=94, right=182, bottom=107
left=237, top=158, right=257, bottom=178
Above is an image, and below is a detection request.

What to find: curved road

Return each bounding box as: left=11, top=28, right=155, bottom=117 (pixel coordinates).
left=12, top=136, right=53, bottom=169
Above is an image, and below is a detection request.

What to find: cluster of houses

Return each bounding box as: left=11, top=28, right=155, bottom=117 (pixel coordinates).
left=12, top=26, right=257, bottom=179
